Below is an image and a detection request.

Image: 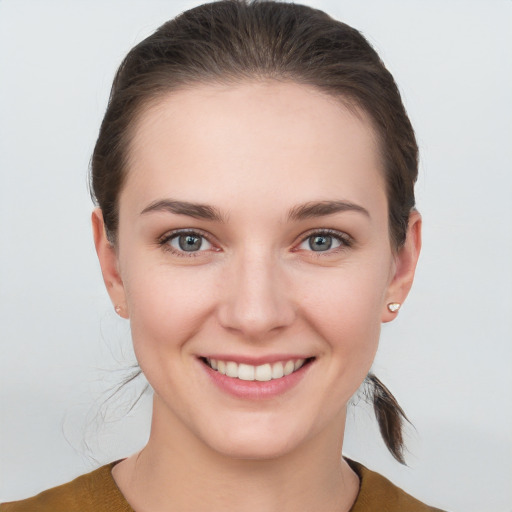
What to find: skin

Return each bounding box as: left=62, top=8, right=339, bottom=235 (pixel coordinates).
left=93, top=81, right=421, bottom=512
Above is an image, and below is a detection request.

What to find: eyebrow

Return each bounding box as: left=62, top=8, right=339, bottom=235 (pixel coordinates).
left=140, top=199, right=226, bottom=222
left=287, top=200, right=370, bottom=221
left=140, top=198, right=369, bottom=223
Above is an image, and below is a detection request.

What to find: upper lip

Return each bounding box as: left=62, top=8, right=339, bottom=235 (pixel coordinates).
left=199, top=354, right=314, bottom=365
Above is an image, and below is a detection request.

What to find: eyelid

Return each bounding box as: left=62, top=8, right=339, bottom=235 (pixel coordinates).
left=158, top=228, right=220, bottom=256
left=293, top=228, right=354, bottom=252
left=157, top=227, right=352, bottom=256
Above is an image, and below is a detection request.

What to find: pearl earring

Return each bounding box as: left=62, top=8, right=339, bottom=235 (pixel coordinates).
left=115, top=305, right=123, bottom=315
left=387, top=302, right=401, bottom=313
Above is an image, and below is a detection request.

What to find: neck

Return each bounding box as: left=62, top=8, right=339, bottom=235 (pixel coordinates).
left=113, top=397, right=359, bottom=512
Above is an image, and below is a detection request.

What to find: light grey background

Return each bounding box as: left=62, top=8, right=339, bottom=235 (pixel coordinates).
left=0, top=1, right=511, bottom=511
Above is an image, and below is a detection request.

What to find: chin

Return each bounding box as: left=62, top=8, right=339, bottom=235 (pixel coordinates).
left=211, top=436, right=298, bottom=461
left=199, top=416, right=314, bottom=461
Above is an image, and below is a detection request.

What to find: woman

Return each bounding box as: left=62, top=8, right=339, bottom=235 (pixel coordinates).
left=1, top=1, right=446, bottom=510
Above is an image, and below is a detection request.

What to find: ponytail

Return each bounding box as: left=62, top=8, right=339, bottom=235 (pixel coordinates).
left=364, top=373, right=410, bottom=464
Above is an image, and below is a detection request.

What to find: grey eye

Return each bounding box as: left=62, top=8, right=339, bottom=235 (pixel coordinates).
left=180, top=234, right=202, bottom=251
left=169, top=233, right=212, bottom=252
left=297, top=232, right=344, bottom=252
left=309, top=235, right=333, bottom=251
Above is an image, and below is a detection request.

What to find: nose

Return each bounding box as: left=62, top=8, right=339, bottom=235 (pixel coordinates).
left=217, top=250, right=296, bottom=340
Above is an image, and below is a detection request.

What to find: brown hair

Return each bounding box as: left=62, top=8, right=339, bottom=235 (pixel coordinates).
left=91, top=0, right=418, bottom=464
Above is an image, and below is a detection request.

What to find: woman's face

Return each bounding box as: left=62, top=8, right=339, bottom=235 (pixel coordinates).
left=94, top=81, right=420, bottom=459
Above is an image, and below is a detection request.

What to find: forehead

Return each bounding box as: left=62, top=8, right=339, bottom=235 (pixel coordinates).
left=123, top=80, right=386, bottom=212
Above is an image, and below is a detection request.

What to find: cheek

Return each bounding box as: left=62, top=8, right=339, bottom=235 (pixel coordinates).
left=295, top=262, right=389, bottom=367
left=122, top=262, right=218, bottom=357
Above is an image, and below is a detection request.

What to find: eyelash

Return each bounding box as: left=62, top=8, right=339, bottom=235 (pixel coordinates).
left=295, top=229, right=353, bottom=255
left=158, top=229, right=217, bottom=257
left=157, top=228, right=353, bottom=257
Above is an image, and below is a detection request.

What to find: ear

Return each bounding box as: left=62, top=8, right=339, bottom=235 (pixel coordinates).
left=382, top=210, right=422, bottom=323
left=92, top=208, right=129, bottom=318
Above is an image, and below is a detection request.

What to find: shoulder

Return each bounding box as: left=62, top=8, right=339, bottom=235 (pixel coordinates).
left=0, top=463, right=133, bottom=512
left=1, top=459, right=448, bottom=512
left=347, top=459, right=448, bottom=512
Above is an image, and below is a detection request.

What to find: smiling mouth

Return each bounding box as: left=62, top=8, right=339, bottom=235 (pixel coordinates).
left=201, top=357, right=314, bottom=382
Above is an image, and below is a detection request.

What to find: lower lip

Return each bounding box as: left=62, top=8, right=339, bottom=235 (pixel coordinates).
left=201, top=359, right=313, bottom=400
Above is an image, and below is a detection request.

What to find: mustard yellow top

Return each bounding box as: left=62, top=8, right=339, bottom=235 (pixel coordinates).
left=1, top=459, right=447, bottom=512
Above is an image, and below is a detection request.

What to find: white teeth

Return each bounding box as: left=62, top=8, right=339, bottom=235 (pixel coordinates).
left=294, top=359, right=305, bottom=370
left=226, top=361, right=238, bottom=378
left=206, top=358, right=308, bottom=381
left=271, top=362, right=284, bottom=379
left=255, top=363, right=272, bottom=382
left=238, top=363, right=255, bottom=381
left=283, top=360, right=295, bottom=376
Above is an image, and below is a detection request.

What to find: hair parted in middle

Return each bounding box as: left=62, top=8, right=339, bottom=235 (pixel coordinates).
left=91, top=0, right=418, bottom=464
